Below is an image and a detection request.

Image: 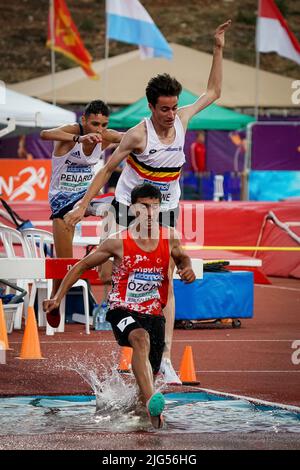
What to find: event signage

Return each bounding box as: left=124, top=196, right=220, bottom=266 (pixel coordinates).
left=0, top=159, right=51, bottom=201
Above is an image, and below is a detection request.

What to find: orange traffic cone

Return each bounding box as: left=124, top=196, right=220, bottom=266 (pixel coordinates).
left=179, top=345, right=200, bottom=385
left=17, top=306, right=44, bottom=360
left=117, top=346, right=132, bottom=373
left=0, top=299, right=10, bottom=350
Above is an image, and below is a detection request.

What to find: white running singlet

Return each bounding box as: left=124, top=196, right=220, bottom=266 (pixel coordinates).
left=49, top=141, right=104, bottom=216
left=115, top=115, right=186, bottom=211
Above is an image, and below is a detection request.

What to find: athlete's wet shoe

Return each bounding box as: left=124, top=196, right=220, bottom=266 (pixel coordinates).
left=159, top=358, right=182, bottom=385
left=146, top=392, right=165, bottom=429
left=147, top=392, right=165, bottom=416
left=46, top=307, right=61, bottom=328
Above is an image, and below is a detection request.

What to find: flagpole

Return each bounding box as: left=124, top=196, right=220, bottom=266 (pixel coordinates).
left=50, top=0, right=56, bottom=105
left=255, top=48, right=260, bottom=121
left=255, top=0, right=261, bottom=121
left=104, top=0, right=109, bottom=102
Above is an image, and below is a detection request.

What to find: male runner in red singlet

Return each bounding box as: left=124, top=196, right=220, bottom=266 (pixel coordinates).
left=43, top=183, right=196, bottom=428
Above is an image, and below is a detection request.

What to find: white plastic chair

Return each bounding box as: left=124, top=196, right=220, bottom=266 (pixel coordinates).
left=22, top=228, right=90, bottom=335
left=21, top=228, right=54, bottom=333
left=0, top=224, right=31, bottom=329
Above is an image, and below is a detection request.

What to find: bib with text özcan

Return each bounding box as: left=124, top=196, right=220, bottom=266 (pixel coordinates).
left=125, top=271, right=163, bottom=304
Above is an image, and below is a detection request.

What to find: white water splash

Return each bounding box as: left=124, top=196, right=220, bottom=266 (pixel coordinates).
left=63, top=351, right=154, bottom=431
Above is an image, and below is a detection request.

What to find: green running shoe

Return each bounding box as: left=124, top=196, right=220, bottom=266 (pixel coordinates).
left=146, top=392, right=165, bottom=417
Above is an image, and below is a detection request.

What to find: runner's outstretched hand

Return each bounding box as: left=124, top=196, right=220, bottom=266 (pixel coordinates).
left=43, top=298, right=60, bottom=315
left=214, top=19, right=231, bottom=48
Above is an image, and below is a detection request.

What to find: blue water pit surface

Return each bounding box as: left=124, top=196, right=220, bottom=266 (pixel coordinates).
left=0, top=392, right=299, bottom=435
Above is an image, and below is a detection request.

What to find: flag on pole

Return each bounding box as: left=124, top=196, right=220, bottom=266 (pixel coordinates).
left=47, top=0, right=98, bottom=78
left=106, top=0, right=173, bottom=60
left=256, top=0, right=300, bottom=65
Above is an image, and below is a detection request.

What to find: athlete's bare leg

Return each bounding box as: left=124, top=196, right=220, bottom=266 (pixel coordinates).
left=129, top=328, right=154, bottom=404
left=51, top=218, right=75, bottom=297
left=128, top=327, right=165, bottom=428
left=162, top=258, right=176, bottom=360
left=159, top=259, right=181, bottom=384
left=128, top=328, right=164, bottom=427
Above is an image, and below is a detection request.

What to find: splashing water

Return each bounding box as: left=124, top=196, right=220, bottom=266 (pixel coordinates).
left=62, top=351, right=165, bottom=432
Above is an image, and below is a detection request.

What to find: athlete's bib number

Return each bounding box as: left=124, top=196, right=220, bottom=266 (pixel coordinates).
left=59, top=165, right=94, bottom=193
left=143, top=179, right=176, bottom=208
left=125, top=271, right=163, bottom=304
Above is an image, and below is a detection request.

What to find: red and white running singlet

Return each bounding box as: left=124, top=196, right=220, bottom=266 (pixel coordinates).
left=108, top=227, right=170, bottom=316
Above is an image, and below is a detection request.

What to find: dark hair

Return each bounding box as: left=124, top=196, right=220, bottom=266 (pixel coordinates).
left=84, top=100, right=110, bottom=117
left=146, top=73, right=182, bottom=107
left=131, top=183, right=162, bottom=204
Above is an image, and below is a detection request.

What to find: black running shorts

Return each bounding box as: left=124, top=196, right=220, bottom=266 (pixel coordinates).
left=106, top=308, right=165, bottom=375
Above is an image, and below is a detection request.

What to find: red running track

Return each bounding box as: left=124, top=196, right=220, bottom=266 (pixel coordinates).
left=0, top=277, right=300, bottom=450
left=1, top=277, right=299, bottom=407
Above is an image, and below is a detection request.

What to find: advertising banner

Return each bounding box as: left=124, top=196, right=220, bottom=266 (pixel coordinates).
left=0, top=159, right=51, bottom=201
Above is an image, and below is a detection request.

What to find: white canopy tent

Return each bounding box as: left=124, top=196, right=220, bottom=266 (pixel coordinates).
left=10, top=43, right=297, bottom=109
left=0, top=88, right=76, bottom=138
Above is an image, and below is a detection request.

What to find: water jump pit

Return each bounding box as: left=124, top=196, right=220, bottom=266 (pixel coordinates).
left=0, top=391, right=299, bottom=435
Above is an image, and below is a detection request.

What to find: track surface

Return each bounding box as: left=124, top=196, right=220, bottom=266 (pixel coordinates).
left=0, top=277, right=299, bottom=450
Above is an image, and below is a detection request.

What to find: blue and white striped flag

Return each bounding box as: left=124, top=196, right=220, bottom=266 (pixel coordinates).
left=106, top=0, right=173, bottom=60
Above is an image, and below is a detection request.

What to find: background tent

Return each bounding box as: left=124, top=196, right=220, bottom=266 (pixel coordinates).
left=109, top=89, right=254, bottom=130
left=10, top=43, right=296, bottom=108
left=0, top=88, right=76, bottom=134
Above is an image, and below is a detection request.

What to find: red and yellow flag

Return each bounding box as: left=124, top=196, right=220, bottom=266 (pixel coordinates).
left=47, top=0, right=98, bottom=79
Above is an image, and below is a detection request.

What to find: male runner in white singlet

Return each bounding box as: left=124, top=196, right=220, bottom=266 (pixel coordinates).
left=40, top=100, right=123, bottom=303
left=64, top=21, right=231, bottom=383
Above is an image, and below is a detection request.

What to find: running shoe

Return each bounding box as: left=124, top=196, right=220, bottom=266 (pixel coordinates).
left=46, top=307, right=61, bottom=328
left=159, top=358, right=182, bottom=385
left=146, top=392, right=165, bottom=429
left=147, top=392, right=165, bottom=416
